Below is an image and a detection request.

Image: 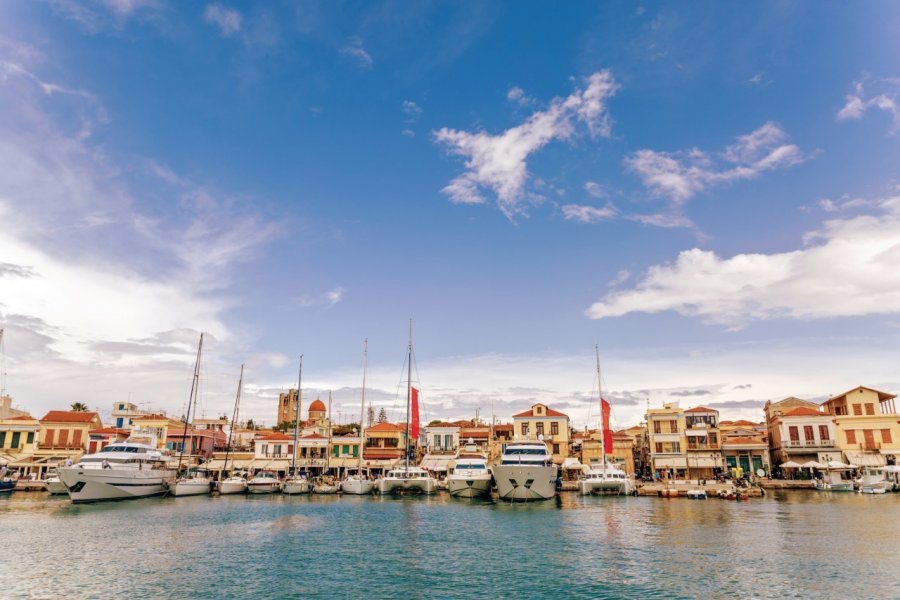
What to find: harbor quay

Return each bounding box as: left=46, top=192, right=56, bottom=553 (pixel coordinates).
left=3, top=383, right=900, bottom=501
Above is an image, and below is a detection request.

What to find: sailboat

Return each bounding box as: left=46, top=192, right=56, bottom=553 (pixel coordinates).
left=283, top=356, right=312, bottom=495
left=377, top=320, right=437, bottom=495
left=579, top=346, right=634, bottom=496
left=219, top=365, right=249, bottom=495
left=312, top=391, right=339, bottom=494
left=341, top=340, right=375, bottom=495
left=173, top=334, right=214, bottom=497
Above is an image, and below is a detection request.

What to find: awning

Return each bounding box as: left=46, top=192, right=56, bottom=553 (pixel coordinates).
left=420, top=456, right=453, bottom=472
left=845, top=451, right=886, bottom=467
left=688, top=457, right=721, bottom=468
left=653, top=457, right=687, bottom=468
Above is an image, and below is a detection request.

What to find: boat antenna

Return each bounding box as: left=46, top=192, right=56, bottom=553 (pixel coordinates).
left=406, top=318, right=412, bottom=472
left=222, top=364, right=243, bottom=479
left=291, top=355, right=303, bottom=477
left=178, top=333, right=203, bottom=475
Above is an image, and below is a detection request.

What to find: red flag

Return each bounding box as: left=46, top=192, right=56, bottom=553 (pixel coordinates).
left=411, top=387, right=420, bottom=440
left=601, top=397, right=613, bottom=455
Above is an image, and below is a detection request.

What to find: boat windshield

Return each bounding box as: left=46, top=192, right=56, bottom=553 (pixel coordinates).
left=100, top=445, right=141, bottom=453
left=455, top=463, right=485, bottom=470
left=504, top=448, right=548, bottom=456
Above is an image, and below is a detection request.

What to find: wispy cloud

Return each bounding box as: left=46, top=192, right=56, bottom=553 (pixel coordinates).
left=0, top=263, right=38, bottom=279
left=837, top=77, right=900, bottom=133
left=340, top=37, right=373, bottom=69
left=298, top=286, right=346, bottom=309
left=588, top=194, right=900, bottom=329
left=402, top=100, right=422, bottom=121
left=434, top=70, right=619, bottom=219
left=204, top=3, right=242, bottom=37
left=561, top=203, right=618, bottom=223
left=625, top=121, right=805, bottom=204
left=49, top=0, right=163, bottom=33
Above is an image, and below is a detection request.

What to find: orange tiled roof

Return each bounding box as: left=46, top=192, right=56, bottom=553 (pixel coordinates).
left=9, top=415, right=35, bottom=420
left=91, top=428, right=129, bottom=435
left=300, top=433, right=326, bottom=439
left=685, top=406, right=717, bottom=413
left=494, top=424, right=513, bottom=431
left=513, top=407, right=568, bottom=418
left=367, top=422, right=404, bottom=432
left=363, top=449, right=403, bottom=459
left=259, top=433, right=294, bottom=441
left=40, top=410, right=100, bottom=423
left=783, top=407, right=826, bottom=418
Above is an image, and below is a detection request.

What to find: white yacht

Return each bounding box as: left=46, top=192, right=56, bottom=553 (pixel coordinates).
left=247, top=470, right=283, bottom=494
left=377, top=466, right=438, bottom=495
left=57, top=439, right=176, bottom=503
left=173, top=467, right=213, bottom=497
left=857, top=467, right=891, bottom=494
left=218, top=471, right=249, bottom=495
left=283, top=473, right=312, bottom=495
left=579, top=462, right=634, bottom=496
left=44, top=468, right=68, bottom=495
left=341, top=470, right=374, bottom=495
left=492, top=440, right=558, bottom=501
left=447, top=441, right=492, bottom=498
left=341, top=340, right=375, bottom=496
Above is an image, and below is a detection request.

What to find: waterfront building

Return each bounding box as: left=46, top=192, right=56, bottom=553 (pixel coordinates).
left=720, top=425, right=770, bottom=476
left=26, top=410, right=103, bottom=477
left=110, top=401, right=152, bottom=430
left=512, top=403, right=571, bottom=464
left=684, top=406, right=724, bottom=480
left=329, top=434, right=363, bottom=470
left=130, top=414, right=185, bottom=449
left=364, top=422, right=406, bottom=473
left=194, top=417, right=228, bottom=433
left=765, top=398, right=841, bottom=469
left=823, top=386, right=900, bottom=467
left=647, top=403, right=687, bottom=479
left=0, top=414, right=39, bottom=471
left=166, top=427, right=225, bottom=460
left=421, top=422, right=460, bottom=475
left=578, top=429, right=635, bottom=475
left=86, top=427, right=129, bottom=453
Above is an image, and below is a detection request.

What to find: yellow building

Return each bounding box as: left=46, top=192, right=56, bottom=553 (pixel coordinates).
left=363, top=422, right=407, bottom=472
left=130, top=414, right=184, bottom=449
left=822, top=386, right=900, bottom=467
left=0, top=415, right=39, bottom=467
left=579, top=430, right=635, bottom=475
left=512, top=403, right=571, bottom=464
left=646, top=403, right=687, bottom=479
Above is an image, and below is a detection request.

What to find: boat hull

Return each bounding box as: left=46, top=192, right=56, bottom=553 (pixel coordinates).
left=579, top=480, right=634, bottom=496
left=58, top=466, right=176, bottom=503
left=173, top=479, right=212, bottom=497
left=377, top=477, right=437, bottom=495
left=340, top=478, right=374, bottom=495
left=816, top=482, right=854, bottom=492
left=247, top=481, right=283, bottom=494
left=312, top=484, right=339, bottom=494
left=492, top=464, right=557, bottom=501
left=283, top=479, right=312, bottom=495
left=447, top=476, right=492, bottom=498
left=0, top=478, right=15, bottom=494
left=45, top=479, right=68, bottom=495
left=218, top=479, right=248, bottom=494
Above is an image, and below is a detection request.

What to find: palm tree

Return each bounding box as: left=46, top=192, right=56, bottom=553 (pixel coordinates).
left=70, top=402, right=88, bottom=412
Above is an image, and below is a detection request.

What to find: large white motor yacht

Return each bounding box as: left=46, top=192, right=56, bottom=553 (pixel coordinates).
left=447, top=441, right=492, bottom=498
left=247, top=470, right=283, bottom=494
left=57, top=439, right=176, bottom=503
left=579, top=462, right=634, bottom=496
left=377, top=466, right=437, bottom=495
left=492, top=440, right=558, bottom=501
left=173, top=467, right=213, bottom=497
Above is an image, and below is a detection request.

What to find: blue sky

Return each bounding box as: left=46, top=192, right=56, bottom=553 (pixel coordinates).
left=1, top=1, right=900, bottom=429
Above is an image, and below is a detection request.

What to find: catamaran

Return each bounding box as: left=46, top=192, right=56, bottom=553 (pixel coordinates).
left=377, top=321, right=437, bottom=495
left=283, top=356, right=312, bottom=495
left=342, top=340, right=375, bottom=495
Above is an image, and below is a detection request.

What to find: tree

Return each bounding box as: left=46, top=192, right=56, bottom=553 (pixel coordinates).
left=246, top=418, right=256, bottom=430
left=376, top=407, right=387, bottom=424
left=70, top=402, right=88, bottom=412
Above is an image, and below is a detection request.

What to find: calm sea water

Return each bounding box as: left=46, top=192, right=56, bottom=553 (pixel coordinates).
left=2, top=490, right=899, bottom=599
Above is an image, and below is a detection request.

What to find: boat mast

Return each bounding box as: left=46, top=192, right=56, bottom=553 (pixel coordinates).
left=177, top=333, right=203, bottom=474
left=222, top=364, right=243, bottom=478
left=595, top=344, right=604, bottom=468
left=326, top=390, right=333, bottom=475
left=405, top=319, right=412, bottom=472
left=358, top=339, right=368, bottom=474
left=291, top=356, right=303, bottom=477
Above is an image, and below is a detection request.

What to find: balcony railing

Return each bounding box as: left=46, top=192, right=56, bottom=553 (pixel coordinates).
left=787, top=439, right=834, bottom=448
left=687, top=443, right=719, bottom=450
left=38, top=443, right=84, bottom=450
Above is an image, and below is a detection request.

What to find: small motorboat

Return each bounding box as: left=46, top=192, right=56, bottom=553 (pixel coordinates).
left=247, top=470, right=283, bottom=494
left=687, top=489, right=707, bottom=500
left=218, top=472, right=249, bottom=495
left=312, top=476, right=339, bottom=495
left=44, top=469, right=68, bottom=495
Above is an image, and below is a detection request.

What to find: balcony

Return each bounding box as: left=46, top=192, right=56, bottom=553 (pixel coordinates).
left=38, top=443, right=84, bottom=450
left=687, top=443, right=719, bottom=450
left=786, top=439, right=834, bottom=448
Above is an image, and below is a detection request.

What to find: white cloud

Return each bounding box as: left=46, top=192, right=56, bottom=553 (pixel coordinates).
left=298, top=286, right=346, bottom=309
left=401, top=129, right=415, bottom=138
left=434, top=70, right=619, bottom=218
left=837, top=79, right=900, bottom=132
left=588, top=195, right=900, bottom=329
left=340, top=37, right=373, bottom=69
left=625, top=122, right=805, bottom=204
left=50, top=0, right=162, bottom=33
left=584, top=181, right=607, bottom=198
left=402, top=100, right=422, bottom=120
left=561, top=203, right=617, bottom=223
left=626, top=212, right=696, bottom=229
left=204, top=4, right=242, bottom=37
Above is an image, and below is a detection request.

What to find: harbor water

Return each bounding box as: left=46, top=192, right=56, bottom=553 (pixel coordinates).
left=2, top=490, right=899, bottom=599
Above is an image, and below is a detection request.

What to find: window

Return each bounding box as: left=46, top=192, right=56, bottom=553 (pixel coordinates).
left=116, top=417, right=124, bottom=428
left=353, top=445, right=359, bottom=457
left=865, top=403, right=875, bottom=415
left=537, top=406, right=543, bottom=415
left=853, top=404, right=863, bottom=416
left=668, top=421, right=678, bottom=433
left=333, top=445, right=339, bottom=458
left=0, top=432, right=5, bottom=447
left=343, top=444, right=350, bottom=455
left=653, top=421, right=661, bottom=434
left=708, top=432, right=717, bottom=446
left=433, top=434, right=441, bottom=449
left=9, top=431, right=20, bottom=448
left=58, top=429, right=69, bottom=447
left=655, top=442, right=663, bottom=454
left=846, top=430, right=856, bottom=444
left=819, top=425, right=829, bottom=442
left=552, top=443, right=559, bottom=454
left=671, top=442, right=681, bottom=453
left=444, top=434, right=454, bottom=449
left=882, top=429, right=892, bottom=444
left=803, top=425, right=814, bottom=441
left=536, top=422, right=544, bottom=436
left=44, top=429, right=55, bottom=446
left=72, top=430, right=83, bottom=447
left=788, top=426, right=799, bottom=441
left=522, top=423, right=529, bottom=436
left=551, top=422, right=559, bottom=436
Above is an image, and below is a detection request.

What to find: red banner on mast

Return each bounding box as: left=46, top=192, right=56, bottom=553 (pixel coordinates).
left=411, top=387, right=420, bottom=440
left=601, top=397, right=613, bottom=454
